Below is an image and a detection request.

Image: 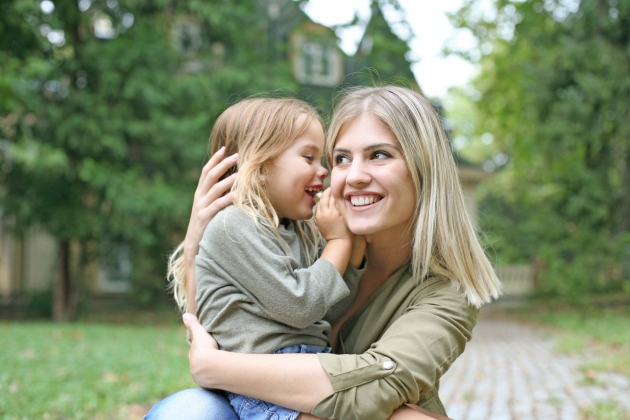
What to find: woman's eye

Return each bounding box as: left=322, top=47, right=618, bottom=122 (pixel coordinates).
left=373, top=151, right=391, bottom=159
left=334, top=155, right=350, bottom=165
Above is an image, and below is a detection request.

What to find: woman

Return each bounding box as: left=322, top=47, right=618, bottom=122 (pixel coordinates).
left=146, top=86, right=502, bottom=420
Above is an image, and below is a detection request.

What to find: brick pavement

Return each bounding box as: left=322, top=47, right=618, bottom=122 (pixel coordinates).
left=439, top=306, right=630, bottom=420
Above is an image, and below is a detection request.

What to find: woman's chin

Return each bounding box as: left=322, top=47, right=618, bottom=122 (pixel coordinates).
left=346, top=222, right=377, bottom=237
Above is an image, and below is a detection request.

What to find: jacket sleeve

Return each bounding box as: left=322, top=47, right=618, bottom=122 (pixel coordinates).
left=196, top=208, right=352, bottom=329
left=311, top=279, right=479, bottom=420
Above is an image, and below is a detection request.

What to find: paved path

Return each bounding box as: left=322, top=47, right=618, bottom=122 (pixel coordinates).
left=439, top=307, right=630, bottom=420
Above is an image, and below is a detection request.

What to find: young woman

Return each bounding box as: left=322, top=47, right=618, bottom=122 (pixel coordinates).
left=145, top=86, right=502, bottom=420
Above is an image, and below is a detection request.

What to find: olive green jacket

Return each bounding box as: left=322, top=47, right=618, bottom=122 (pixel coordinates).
left=312, top=262, right=479, bottom=420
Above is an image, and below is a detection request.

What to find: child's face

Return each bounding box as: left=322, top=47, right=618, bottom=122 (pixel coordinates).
left=266, top=117, right=328, bottom=220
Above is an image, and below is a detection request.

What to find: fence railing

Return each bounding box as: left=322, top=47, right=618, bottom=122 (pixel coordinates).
left=495, top=264, right=535, bottom=296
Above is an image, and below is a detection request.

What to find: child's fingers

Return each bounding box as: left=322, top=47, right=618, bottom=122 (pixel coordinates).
left=327, top=189, right=336, bottom=209
left=319, top=188, right=332, bottom=211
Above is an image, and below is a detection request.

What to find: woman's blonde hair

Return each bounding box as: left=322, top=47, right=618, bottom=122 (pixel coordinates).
left=169, top=97, right=325, bottom=313
left=326, top=86, right=502, bottom=307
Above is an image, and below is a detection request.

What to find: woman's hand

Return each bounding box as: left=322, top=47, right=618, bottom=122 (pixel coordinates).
left=183, top=147, right=237, bottom=313
left=183, top=313, right=219, bottom=388
left=183, top=147, right=238, bottom=264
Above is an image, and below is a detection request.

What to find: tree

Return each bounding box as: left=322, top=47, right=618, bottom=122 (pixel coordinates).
left=450, top=0, right=630, bottom=297
left=0, top=0, right=299, bottom=320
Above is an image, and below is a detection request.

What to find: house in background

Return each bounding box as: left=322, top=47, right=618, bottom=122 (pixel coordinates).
left=0, top=0, right=491, bottom=300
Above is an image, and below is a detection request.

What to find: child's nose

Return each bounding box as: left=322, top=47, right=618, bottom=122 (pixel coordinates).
left=317, top=165, right=328, bottom=180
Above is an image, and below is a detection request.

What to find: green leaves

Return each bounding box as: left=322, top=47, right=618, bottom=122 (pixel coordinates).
left=451, top=0, right=630, bottom=297
left=1, top=0, right=303, bottom=305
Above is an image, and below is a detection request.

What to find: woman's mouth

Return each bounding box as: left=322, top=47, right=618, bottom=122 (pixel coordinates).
left=350, top=195, right=383, bottom=207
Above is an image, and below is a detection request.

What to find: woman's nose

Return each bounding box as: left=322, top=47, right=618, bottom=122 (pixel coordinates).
left=346, top=160, right=370, bottom=185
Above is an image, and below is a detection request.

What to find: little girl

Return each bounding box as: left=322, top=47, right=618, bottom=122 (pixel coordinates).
left=168, top=97, right=364, bottom=420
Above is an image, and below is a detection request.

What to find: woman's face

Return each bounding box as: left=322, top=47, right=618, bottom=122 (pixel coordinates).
left=330, top=113, right=416, bottom=240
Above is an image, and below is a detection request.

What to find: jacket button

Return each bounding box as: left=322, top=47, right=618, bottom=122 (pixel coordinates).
left=383, top=361, right=394, bottom=370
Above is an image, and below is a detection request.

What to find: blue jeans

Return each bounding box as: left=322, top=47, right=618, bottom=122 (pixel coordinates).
left=144, top=388, right=238, bottom=420
left=228, top=344, right=331, bottom=420
left=144, top=344, right=331, bottom=420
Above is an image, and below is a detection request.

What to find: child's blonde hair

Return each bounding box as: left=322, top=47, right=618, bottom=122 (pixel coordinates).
left=168, top=97, right=325, bottom=313
left=326, top=86, right=502, bottom=307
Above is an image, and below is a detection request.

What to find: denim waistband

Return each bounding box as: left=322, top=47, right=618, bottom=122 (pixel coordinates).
left=273, top=344, right=332, bottom=354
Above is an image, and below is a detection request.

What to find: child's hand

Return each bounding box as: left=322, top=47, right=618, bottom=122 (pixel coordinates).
left=316, top=188, right=352, bottom=241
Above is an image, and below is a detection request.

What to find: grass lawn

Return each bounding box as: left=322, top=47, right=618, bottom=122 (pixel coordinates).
left=0, top=309, right=196, bottom=420
left=3, top=293, right=629, bottom=419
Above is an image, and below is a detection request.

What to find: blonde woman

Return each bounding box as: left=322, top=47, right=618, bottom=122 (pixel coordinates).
left=145, top=86, right=502, bottom=420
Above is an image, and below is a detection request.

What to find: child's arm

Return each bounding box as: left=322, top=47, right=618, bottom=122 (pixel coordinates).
left=315, top=189, right=353, bottom=276
left=196, top=207, right=353, bottom=330
left=349, top=235, right=366, bottom=269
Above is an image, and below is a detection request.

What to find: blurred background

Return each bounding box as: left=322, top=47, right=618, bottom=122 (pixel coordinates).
left=0, top=0, right=629, bottom=418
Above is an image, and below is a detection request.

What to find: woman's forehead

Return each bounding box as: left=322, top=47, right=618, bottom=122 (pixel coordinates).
left=334, top=114, right=398, bottom=149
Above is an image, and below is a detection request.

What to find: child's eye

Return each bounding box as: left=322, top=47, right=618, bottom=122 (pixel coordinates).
left=304, top=155, right=313, bottom=161
left=333, top=154, right=350, bottom=165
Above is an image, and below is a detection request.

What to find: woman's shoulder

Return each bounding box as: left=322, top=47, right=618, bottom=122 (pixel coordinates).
left=408, top=272, right=476, bottom=311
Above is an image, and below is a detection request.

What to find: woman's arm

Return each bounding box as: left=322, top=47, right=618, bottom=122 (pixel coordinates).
left=184, top=313, right=333, bottom=412
left=296, top=405, right=448, bottom=420
left=184, top=277, right=475, bottom=419
left=184, top=307, right=459, bottom=420
left=182, top=147, right=238, bottom=314
left=184, top=314, right=447, bottom=420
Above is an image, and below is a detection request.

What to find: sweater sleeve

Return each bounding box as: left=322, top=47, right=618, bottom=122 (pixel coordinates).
left=311, top=278, right=479, bottom=420
left=196, top=208, right=352, bottom=329
left=323, top=265, right=363, bottom=323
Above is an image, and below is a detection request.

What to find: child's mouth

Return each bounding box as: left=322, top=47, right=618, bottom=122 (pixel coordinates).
left=305, top=186, right=322, bottom=198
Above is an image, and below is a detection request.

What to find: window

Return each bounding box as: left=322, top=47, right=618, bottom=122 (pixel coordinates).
left=293, top=35, right=343, bottom=87
left=98, top=240, right=132, bottom=293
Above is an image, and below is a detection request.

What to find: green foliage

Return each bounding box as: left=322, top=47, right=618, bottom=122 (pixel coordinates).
left=0, top=0, right=300, bottom=307
left=360, top=2, right=415, bottom=83
left=0, top=321, right=193, bottom=419
left=451, top=0, right=630, bottom=298
left=23, top=290, right=53, bottom=318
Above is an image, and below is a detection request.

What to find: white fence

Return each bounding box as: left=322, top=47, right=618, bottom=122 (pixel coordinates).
left=495, top=264, right=535, bottom=296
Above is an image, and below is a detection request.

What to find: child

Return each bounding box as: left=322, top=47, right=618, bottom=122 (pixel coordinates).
left=168, top=97, right=364, bottom=420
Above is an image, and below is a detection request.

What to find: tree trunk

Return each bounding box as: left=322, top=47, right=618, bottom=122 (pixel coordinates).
left=53, top=241, right=70, bottom=321
left=52, top=241, right=80, bottom=321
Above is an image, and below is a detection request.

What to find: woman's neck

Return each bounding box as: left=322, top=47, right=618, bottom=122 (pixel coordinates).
left=363, top=230, right=413, bottom=281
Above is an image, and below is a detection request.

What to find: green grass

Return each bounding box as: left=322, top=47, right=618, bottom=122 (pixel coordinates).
left=0, top=320, right=196, bottom=419
left=581, top=400, right=629, bottom=420
left=3, top=295, right=629, bottom=419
